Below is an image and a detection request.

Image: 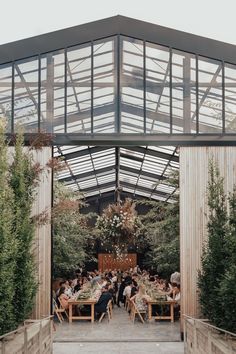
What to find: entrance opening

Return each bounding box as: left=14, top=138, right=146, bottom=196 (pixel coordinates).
left=52, top=144, right=181, bottom=342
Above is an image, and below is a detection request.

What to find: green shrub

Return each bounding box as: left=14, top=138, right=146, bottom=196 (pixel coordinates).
left=198, top=160, right=236, bottom=333
left=0, top=123, right=17, bottom=335
left=10, top=132, right=38, bottom=326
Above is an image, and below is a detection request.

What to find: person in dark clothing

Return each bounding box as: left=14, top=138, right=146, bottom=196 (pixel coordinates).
left=131, top=280, right=138, bottom=297
left=74, top=277, right=82, bottom=292
left=95, top=286, right=112, bottom=319
left=117, top=278, right=126, bottom=307
left=124, top=273, right=132, bottom=284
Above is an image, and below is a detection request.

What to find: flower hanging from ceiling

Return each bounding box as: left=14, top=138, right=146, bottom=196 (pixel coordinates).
left=96, top=199, right=142, bottom=256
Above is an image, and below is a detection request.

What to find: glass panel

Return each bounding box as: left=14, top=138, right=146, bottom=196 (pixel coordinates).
left=172, top=50, right=196, bottom=133
left=93, top=37, right=116, bottom=133
left=121, top=36, right=144, bottom=133
left=14, top=57, right=38, bottom=132
left=198, top=57, right=222, bottom=133
left=41, top=50, right=65, bottom=133
left=0, top=64, right=12, bottom=132
left=145, top=42, right=170, bottom=133
left=67, top=43, right=91, bottom=133
left=225, top=64, right=236, bottom=133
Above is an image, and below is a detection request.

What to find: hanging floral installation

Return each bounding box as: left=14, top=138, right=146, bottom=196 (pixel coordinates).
left=96, top=199, right=142, bottom=256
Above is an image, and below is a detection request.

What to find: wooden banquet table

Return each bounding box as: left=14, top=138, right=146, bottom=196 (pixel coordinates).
left=68, top=298, right=97, bottom=323
left=147, top=300, right=176, bottom=323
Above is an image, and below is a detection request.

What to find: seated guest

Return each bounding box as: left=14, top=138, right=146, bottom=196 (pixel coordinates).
left=58, top=286, right=69, bottom=310
left=101, top=276, right=108, bottom=287
left=124, top=272, right=132, bottom=284
left=56, top=280, right=66, bottom=297
left=72, top=273, right=80, bottom=287
left=91, top=272, right=101, bottom=286
left=170, top=271, right=180, bottom=285
left=107, top=282, right=116, bottom=305
left=95, top=285, right=112, bottom=319
left=74, top=277, right=82, bottom=292
left=130, top=280, right=138, bottom=297
left=130, top=284, right=151, bottom=316
left=123, top=280, right=132, bottom=306
left=64, top=280, right=73, bottom=298
left=173, top=284, right=180, bottom=303
left=158, top=279, right=166, bottom=291
left=93, top=287, right=102, bottom=302
left=167, top=282, right=179, bottom=299
left=172, top=284, right=180, bottom=319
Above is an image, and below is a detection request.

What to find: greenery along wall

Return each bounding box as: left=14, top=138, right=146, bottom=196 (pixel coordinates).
left=0, top=123, right=43, bottom=336
left=139, top=171, right=180, bottom=279
left=198, top=160, right=236, bottom=333
left=53, top=181, right=98, bottom=279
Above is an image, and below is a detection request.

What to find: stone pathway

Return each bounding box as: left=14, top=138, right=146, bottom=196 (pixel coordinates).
left=53, top=306, right=184, bottom=353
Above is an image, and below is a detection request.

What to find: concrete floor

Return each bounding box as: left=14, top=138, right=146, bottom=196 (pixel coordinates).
left=53, top=342, right=184, bottom=354
left=53, top=306, right=184, bottom=353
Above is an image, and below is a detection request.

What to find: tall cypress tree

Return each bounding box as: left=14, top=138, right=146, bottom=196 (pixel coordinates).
left=10, top=132, right=38, bottom=325
left=198, top=160, right=228, bottom=326
left=218, top=188, right=236, bottom=332
left=0, top=123, right=17, bottom=335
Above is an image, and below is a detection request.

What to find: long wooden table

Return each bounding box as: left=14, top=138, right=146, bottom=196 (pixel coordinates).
left=68, top=298, right=97, bottom=323
left=147, top=300, right=176, bottom=323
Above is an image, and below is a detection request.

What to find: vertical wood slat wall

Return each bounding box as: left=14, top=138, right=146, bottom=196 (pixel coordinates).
left=180, top=146, right=236, bottom=320
left=31, top=147, right=52, bottom=319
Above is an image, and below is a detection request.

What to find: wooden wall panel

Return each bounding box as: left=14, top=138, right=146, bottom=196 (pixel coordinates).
left=180, top=147, right=236, bottom=321
left=98, top=253, right=137, bottom=272
left=31, top=147, right=52, bottom=319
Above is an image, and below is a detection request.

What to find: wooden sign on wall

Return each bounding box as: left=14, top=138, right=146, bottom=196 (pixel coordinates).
left=98, top=253, right=137, bottom=272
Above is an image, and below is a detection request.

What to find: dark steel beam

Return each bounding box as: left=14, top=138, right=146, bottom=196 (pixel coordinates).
left=120, top=165, right=167, bottom=181
left=16, top=132, right=236, bottom=146
left=85, top=190, right=151, bottom=203
left=1, top=16, right=236, bottom=66
left=82, top=181, right=115, bottom=193
left=79, top=179, right=169, bottom=197
left=62, top=146, right=111, bottom=160
left=126, top=146, right=179, bottom=162
left=183, top=55, right=191, bottom=133
left=115, top=146, right=120, bottom=202
left=59, top=165, right=115, bottom=182
left=120, top=181, right=169, bottom=198
left=59, top=163, right=167, bottom=184
left=14, top=100, right=222, bottom=135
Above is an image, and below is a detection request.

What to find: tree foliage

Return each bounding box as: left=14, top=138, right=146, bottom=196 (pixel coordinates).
left=0, top=123, right=17, bottom=335
left=10, top=131, right=38, bottom=325
left=198, top=160, right=236, bottom=332
left=217, top=188, right=236, bottom=332
left=139, top=171, right=179, bottom=278
left=198, top=160, right=228, bottom=326
left=0, top=125, right=40, bottom=335
left=53, top=182, right=97, bottom=278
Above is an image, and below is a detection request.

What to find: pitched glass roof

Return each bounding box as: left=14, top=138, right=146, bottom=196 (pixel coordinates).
left=0, top=16, right=236, bottom=145
left=54, top=145, right=179, bottom=202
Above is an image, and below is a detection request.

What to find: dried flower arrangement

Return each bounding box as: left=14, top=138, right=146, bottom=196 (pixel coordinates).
left=96, top=199, right=142, bottom=255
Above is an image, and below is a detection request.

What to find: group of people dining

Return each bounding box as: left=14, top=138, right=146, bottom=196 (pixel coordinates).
left=53, top=267, right=181, bottom=322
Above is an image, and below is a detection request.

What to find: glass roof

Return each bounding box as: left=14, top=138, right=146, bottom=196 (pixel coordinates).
left=1, top=33, right=236, bottom=139
left=54, top=145, right=179, bottom=202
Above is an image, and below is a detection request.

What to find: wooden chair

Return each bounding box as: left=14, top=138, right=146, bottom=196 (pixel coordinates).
left=125, top=296, right=131, bottom=311
left=98, top=299, right=113, bottom=323
left=57, top=297, right=69, bottom=320
left=130, top=300, right=146, bottom=324
left=53, top=299, right=66, bottom=323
